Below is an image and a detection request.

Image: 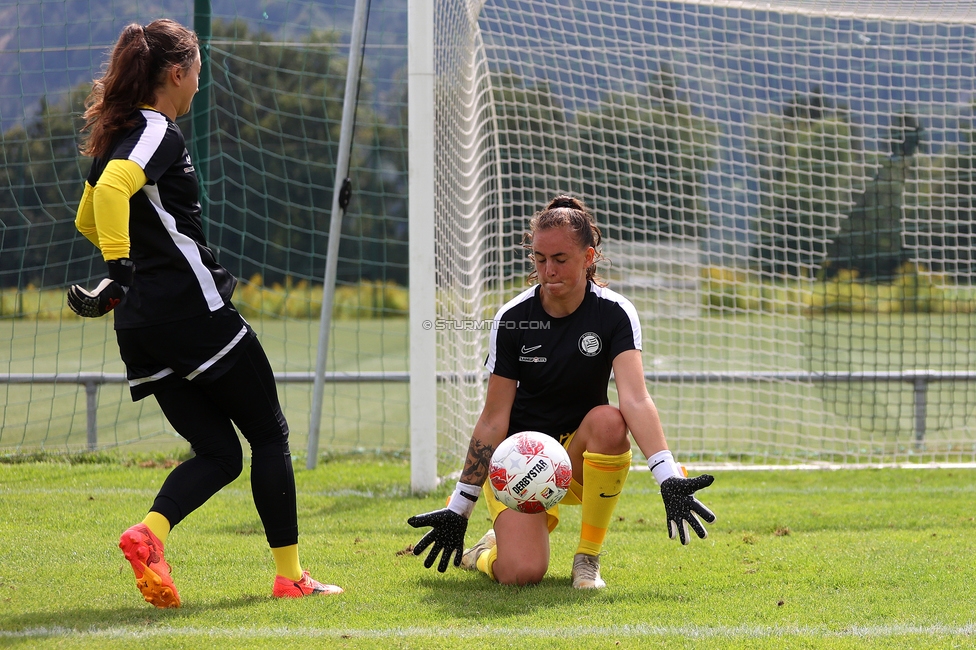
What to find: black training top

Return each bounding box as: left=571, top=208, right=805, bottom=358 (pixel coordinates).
left=86, top=108, right=236, bottom=329
left=486, top=281, right=642, bottom=438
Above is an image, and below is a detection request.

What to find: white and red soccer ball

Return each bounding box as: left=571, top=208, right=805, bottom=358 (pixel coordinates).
left=489, top=431, right=573, bottom=513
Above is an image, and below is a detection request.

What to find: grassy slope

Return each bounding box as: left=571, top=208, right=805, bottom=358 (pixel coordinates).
left=1, top=459, right=974, bottom=648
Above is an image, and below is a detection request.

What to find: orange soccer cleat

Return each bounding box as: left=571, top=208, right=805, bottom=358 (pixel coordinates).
left=272, top=570, right=344, bottom=598
left=119, top=523, right=180, bottom=608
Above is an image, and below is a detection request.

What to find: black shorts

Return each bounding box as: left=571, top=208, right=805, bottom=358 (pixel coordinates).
left=116, top=304, right=257, bottom=401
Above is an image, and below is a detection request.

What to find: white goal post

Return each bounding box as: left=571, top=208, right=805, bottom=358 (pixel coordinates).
left=409, top=0, right=976, bottom=487
left=408, top=0, right=439, bottom=493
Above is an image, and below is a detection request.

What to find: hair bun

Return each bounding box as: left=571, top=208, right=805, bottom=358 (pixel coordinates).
left=548, top=195, right=582, bottom=210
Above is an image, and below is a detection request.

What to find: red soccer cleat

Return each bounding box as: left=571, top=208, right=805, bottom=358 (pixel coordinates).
left=272, top=570, right=344, bottom=598
left=119, top=523, right=180, bottom=608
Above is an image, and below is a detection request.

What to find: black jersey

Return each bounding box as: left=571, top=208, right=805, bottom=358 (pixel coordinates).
left=486, top=281, right=642, bottom=438
left=86, top=108, right=236, bottom=328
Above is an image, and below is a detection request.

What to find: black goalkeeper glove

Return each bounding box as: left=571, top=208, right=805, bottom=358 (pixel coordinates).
left=648, top=450, right=716, bottom=545
left=408, top=508, right=469, bottom=573
left=660, top=474, right=717, bottom=545
left=67, top=258, right=133, bottom=318
left=408, top=481, right=481, bottom=573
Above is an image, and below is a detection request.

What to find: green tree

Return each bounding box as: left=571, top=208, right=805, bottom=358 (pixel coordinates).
left=490, top=70, right=571, bottom=277
left=904, top=115, right=975, bottom=283
left=574, top=64, right=719, bottom=242
left=0, top=86, right=89, bottom=289
left=822, top=114, right=923, bottom=281
left=0, top=20, right=410, bottom=290
left=750, top=87, right=861, bottom=278
left=491, top=70, right=571, bottom=200
left=203, top=20, right=408, bottom=287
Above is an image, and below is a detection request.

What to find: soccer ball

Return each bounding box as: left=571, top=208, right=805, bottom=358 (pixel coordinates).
left=489, top=431, right=573, bottom=514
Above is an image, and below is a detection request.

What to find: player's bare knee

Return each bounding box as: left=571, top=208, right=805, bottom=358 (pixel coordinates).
left=493, top=545, right=549, bottom=586
left=496, top=563, right=546, bottom=586
left=512, top=570, right=545, bottom=587
left=590, top=404, right=626, bottom=430
left=585, top=405, right=629, bottom=448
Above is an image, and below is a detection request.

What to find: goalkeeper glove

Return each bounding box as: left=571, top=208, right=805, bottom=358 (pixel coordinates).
left=67, top=258, right=133, bottom=318
left=648, top=450, right=716, bottom=545
left=407, top=481, right=481, bottom=572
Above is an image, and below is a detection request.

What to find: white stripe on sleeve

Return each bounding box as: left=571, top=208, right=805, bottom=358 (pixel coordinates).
left=591, top=284, right=642, bottom=350
left=485, top=286, right=536, bottom=372
left=128, top=110, right=169, bottom=169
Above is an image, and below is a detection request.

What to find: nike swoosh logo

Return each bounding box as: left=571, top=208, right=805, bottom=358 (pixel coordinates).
left=521, top=345, right=542, bottom=354
left=599, top=492, right=621, bottom=499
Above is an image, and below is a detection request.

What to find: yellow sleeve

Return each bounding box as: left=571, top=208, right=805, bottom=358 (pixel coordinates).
left=74, top=182, right=99, bottom=248
left=91, top=159, right=148, bottom=261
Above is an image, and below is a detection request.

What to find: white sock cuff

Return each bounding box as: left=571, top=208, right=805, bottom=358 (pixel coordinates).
left=446, top=481, right=482, bottom=518
left=647, top=450, right=682, bottom=485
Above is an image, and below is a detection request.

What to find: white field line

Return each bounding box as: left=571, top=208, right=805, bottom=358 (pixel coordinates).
left=639, top=463, right=976, bottom=471
left=0, top=486, right=407, bottom=498
left=2, top=623, right=975, bottom=640
left=445, top=464, right=976, bottom=479
left=5, top=470, right=976, bottom=499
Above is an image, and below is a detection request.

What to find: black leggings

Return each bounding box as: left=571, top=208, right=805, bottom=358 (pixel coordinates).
left=150, top=337, right=298, bottom=548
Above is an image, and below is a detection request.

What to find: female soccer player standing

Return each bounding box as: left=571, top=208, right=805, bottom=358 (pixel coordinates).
left=69, top=19, right=342, bottom=606
left=408, top=195, right=716, bottom=587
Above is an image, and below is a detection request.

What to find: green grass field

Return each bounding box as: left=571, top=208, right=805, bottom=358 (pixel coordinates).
left=1, top=457, right=974, bottom=648
left=0, top=317, right=410, bottom=454
left=4, top=312, right=976, bottom=462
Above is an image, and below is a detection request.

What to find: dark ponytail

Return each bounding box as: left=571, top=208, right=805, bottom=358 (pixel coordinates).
left=81, top=19, right=198, bottom=158
left=523, top=195, right=607, bottom=286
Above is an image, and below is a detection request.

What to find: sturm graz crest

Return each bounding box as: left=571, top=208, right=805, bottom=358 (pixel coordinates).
left=578, top=332, right=602, bottom=357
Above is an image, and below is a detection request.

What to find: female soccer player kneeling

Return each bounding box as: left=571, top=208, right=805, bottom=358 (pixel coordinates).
left=408, top=195, right=716, bottom=588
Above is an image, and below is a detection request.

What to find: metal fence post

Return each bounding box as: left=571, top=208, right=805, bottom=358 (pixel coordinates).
left=913, top=377, right=928, bottom=449
left=84, top=379, right=99, bottom=451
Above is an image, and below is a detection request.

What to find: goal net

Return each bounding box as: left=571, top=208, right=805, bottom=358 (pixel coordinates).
left=429, top=0, right=976, bottom=466
left=0, top=0, right=410, bottom=456
left=3, top=0, right=975, bottom=470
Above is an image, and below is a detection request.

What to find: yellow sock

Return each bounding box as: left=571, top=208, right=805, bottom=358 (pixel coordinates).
left=476, top=545, right=498, bottom=581
left=142, top=512, right=171, bottom=545
left=577, top=449, right=632, bottom=556
left=271, top=545, right=303, bottom=581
